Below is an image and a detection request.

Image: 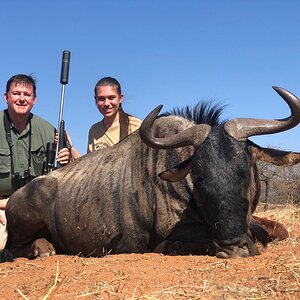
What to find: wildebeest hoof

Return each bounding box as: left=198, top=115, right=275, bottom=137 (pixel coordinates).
left=153, top=240, right=169, bottom=253
left=0, top=249, right=14, bottom=262
left=32, top=238, right=56, bottom=258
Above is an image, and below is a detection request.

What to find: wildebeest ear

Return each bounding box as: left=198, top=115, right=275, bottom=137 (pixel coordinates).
left=250, top=143, right=300, bottom=166
left=158, top=157, right=193, bottom=182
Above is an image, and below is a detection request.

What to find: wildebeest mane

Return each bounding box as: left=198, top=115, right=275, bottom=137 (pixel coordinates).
left=161, top=101, right=227, bottom=126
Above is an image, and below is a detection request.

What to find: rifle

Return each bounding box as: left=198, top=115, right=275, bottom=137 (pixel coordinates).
left=43, top=50, right=71, bottom=174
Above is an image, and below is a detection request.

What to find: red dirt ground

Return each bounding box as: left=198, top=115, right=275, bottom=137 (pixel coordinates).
left=0, top=206, right=299, bottom=300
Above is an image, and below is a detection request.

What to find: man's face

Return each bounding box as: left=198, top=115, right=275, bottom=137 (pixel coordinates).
left=4, top=82, right=36, bottom=117
left=95, top=85, right=123, bottom=119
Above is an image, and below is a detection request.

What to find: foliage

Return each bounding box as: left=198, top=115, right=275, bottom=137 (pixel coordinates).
left=258, top=161, right=300, bottom=206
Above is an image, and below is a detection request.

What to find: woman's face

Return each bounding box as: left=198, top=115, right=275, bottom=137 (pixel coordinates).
left=95, top=85, right=123, bottom=119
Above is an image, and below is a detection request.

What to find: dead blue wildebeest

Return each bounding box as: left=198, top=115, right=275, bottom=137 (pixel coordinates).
left=3, top=86, right=300, bottom=261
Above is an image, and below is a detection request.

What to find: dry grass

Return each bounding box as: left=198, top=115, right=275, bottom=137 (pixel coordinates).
left=0, top=204, right=299, bottom=300
left=257, top=203, right=300, bottom=238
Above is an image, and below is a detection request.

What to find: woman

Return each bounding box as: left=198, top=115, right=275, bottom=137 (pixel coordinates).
left=87, top=77, right=142, bottom=152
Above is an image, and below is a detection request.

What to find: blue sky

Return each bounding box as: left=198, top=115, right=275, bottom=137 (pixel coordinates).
left=1, top=1, right=300, bottom=154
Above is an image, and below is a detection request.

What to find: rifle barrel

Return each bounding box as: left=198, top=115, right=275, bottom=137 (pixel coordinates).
left=60, top=50, right=71, bottom=84
left=54, top=50, right=71, bottom=168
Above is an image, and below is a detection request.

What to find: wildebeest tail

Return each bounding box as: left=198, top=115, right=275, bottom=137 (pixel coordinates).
left=249, top=219, right=269, bottom=247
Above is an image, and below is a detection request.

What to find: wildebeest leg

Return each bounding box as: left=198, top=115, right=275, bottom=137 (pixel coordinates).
left=154, top=221, right=213, bottom=255
left=6, top=178, right=57, bottom=259
left=251, top=215, right=289, bottom=242
left=154, top=239, right=211, bottom=255
left=7, top=221, right=56, bottom=259
left=6, top=198, right=56, bottom=259
left=8, top=238, right=55, bottom=259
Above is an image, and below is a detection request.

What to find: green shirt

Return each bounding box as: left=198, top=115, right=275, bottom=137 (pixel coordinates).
left=0, top=110, right=55, bottom=196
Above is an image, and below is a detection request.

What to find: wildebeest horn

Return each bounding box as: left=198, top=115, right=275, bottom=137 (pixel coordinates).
left=224, top=87, right=300, bottom=141
left=139, top=105, right=211, bottom=149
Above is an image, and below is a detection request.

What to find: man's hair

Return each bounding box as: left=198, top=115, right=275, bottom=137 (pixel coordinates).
left=6, top=74, right=37, bottom=97
left=94, top=77, right=122, bottom=96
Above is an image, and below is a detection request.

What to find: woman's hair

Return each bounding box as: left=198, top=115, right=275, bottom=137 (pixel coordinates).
left=94, top=77, right=121, bottom=96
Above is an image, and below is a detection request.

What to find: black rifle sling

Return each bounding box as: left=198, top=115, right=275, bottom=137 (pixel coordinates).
left=3, top=110, right=15, bottom=175
left=3, top=110, right=13, bottom=149
left=3, top=109, right=32, bottom=174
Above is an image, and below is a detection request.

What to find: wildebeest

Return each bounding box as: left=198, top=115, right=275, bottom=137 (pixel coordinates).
left=3, top=86, right=300, bottom=261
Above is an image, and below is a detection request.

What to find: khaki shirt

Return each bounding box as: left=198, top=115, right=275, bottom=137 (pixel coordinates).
left=88, top=113, right=142, bottom=152
left=0, top=110, right=55, bottom=196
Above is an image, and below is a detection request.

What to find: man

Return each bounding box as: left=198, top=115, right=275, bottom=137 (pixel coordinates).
left=0, top=74, right=72, bottom=250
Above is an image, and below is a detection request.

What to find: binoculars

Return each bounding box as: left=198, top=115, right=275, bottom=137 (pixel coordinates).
left=12, top=169, right=34, bottom=189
